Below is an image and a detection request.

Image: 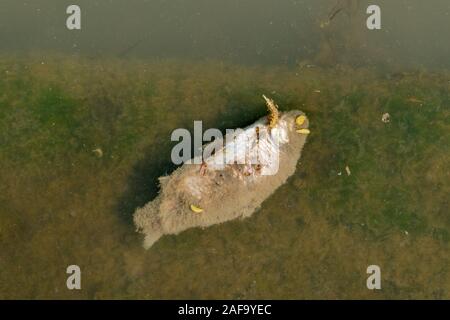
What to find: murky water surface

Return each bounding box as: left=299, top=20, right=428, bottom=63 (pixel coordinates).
left=0, top=1, right=449, bottom=299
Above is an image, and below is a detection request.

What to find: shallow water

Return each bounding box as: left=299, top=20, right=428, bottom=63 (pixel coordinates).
left=0, top=1, right=449, bottom=299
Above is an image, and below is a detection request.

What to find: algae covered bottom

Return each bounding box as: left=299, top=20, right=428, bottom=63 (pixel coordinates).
left=0, top=56, right=449, bottom=299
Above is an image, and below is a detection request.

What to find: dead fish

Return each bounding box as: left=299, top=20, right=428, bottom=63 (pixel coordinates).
left=133, top=96, right=310, bottom=249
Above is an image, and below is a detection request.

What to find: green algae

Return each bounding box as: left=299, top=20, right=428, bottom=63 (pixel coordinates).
left=0, top=55, right=448, bottom=299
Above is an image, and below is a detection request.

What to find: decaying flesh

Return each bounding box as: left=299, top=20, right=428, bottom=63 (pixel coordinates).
left=133, top=96, right=310, bottom=249
left=263, top=94, right=279, bottom=129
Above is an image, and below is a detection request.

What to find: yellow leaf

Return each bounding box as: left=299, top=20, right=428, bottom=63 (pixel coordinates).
left=190, top=204, right=204, bottom=213
left=296, top=128, right=310, bottom=135
left=295, top=115, right=307, bottom=126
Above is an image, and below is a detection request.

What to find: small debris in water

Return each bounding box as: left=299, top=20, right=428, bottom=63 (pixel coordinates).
left=406, top=97, right=424, bottom=105
left=92, top=148, right=103, bottom=158
left=345, top=166, right=351, bottom=176
left=381, top=113, right=390, bottom=123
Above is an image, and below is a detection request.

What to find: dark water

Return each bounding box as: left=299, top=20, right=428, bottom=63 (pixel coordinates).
left=0, top=1, right=449, bottom=299
left=1, top=0, right=450, bottom=68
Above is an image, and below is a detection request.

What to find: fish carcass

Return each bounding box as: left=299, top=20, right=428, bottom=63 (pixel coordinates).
left=134, top=95, right=310, bottom=248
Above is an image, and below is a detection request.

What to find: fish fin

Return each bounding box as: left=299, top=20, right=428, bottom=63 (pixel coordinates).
left=143, top=231, right=163, bottom=249
left=158, top=176, right=170, bottom=188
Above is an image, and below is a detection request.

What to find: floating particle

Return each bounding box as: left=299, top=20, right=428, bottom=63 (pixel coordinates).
left=345, top=166, right=351, bottom=176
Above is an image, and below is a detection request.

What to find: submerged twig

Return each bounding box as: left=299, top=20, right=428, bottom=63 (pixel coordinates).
left=118, top=38, right=145, bottom=58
